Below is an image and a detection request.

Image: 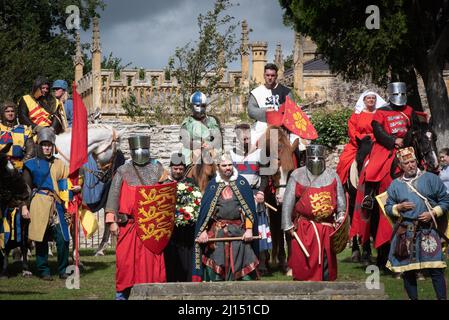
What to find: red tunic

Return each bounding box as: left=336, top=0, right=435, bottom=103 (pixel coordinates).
left=336, top=112, right=375, bottom=184
left=289, top=180, right=338, bottom=281
left=116, top=180, right=166, bottom=292
left=351, top=105, right=414, bottom=248
left=364, top=105, right=414, bottom=182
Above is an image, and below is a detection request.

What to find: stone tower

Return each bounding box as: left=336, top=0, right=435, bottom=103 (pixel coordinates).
left=274, top=42, right=284, bottom=80
left=91, top=16, right=102, bottom=114
left=251, top=41, right=268, bottom=85
left=240, top=20, right=250, bottom=88
left=293, top=33, right=304, bottom=98
left=73, top=32, right=84, bottom=84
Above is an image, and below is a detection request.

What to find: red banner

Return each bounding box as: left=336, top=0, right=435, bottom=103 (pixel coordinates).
left=282, top=96, right=318, bottom=140
left=134, top=182, right=177, bottom=254
left=266, top=103, right=285, bottom=127
left=69, top=83, right=88, bottom=176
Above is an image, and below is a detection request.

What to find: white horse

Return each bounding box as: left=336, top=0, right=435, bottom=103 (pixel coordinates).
left=53, top=124, right=125, bottom=261
left=55, top=124, right=125, bottom=170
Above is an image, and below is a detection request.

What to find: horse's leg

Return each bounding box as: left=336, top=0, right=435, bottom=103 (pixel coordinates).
left=95, top=220, right=110, bottom=256
left=268, top=209, right=279, bottom=266
left=345, top=179, right=361, bottom=262
left=0, top=246, right=9, bottom=278
left=274, top=202, right=288, bottom=273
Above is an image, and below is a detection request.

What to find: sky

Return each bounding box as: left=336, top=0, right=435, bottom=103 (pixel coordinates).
left=79, top=0, right=295, bottom=71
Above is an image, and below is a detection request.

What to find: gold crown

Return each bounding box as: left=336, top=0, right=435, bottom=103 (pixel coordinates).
left=396, top=147, right=416, bottom=162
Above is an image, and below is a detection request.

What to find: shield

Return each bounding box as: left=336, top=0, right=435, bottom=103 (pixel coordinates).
left=134, top=181, right=177, bottom=254
left=330, top=211, right=350, bottom=254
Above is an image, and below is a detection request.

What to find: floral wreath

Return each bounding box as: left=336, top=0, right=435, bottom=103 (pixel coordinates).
left=175, top=182, right=202, bottom=227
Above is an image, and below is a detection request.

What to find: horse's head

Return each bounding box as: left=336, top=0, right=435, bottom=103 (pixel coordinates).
left=260, top=126, right=299, bottom=204
left=412, top=120, right=439, bottom=173
left=89, top=125, right=126, bottom=171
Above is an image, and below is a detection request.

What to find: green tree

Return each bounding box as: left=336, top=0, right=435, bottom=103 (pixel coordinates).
left=0, top=0, right=105, bottom=102
left=279, top=0, right=449, bottom=149
left=83, top=51, right=132, bottom=79
left=167, top=0, right=241, bottom=112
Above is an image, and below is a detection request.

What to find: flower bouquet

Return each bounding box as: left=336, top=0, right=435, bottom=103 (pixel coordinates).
left=175, top=182, right=202, bottom=227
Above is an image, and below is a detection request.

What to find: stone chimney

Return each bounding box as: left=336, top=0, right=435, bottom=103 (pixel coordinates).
left=251, top=41, right=268, bottom=85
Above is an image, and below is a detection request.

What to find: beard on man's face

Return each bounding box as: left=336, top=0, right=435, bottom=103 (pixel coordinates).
left=219, top=166, right=233, bottom=178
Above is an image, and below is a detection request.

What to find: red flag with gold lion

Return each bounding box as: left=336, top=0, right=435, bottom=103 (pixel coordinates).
left=134, top=181, right=177, bottom=254
left=282, top=96, right=318, bottom=140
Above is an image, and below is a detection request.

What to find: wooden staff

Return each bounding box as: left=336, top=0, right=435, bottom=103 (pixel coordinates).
left=254, top=196, right=278, bottom=212
left=196, top=235, right=262, bottom=243
left=264, top=202, right=278, bottom=212
left=292, top=231, right=310, bottom=258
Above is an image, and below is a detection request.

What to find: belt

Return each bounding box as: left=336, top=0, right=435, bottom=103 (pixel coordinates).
left=297, top=215, right=334, bottom=228
left=214, top=219, right=242, bottom=229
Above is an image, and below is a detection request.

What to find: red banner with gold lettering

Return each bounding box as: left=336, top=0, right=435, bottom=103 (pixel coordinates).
left=282, top=96, right=318, bottom=140
left=134, top=182, right=177, bottom=254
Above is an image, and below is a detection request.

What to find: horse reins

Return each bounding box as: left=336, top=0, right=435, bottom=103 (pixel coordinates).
left=55, top=127, right=119, bottom=182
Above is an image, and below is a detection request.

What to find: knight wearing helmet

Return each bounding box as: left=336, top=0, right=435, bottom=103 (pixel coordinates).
left=179, top=91, right=223, bottom=166
left=281, top=145, right=347, bottom=281
left=355, top=82, right=420, bottom=267
left=105, top=136, right=171, bottom=300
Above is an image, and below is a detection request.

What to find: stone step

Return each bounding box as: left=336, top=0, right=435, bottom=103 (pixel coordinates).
left=130, top=281, right=387, bottom=300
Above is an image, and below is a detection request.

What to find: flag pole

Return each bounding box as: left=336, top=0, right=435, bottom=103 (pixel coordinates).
left=70, top=81, right=88, bottom=279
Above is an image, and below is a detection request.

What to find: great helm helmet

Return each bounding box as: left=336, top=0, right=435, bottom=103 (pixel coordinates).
left=190, top=91, right=207, bottom=119
left=306, top=145, right=326, bottom=176
left=387, top=82, right=407, bottom=106
left=128, top=136, right=151, bottom=166
left=37, top=127, right=56, bottom=145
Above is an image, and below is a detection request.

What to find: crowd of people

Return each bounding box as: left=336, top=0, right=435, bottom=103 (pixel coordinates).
left=1, top=64, right=449, bottom=301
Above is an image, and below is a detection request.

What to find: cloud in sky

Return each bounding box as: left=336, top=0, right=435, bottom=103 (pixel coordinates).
left=80, top=0, right=296, bottom=70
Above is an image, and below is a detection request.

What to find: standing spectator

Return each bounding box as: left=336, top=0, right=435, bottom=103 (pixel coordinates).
left=439, top=148, right=449, bottom=192
left=385, top=147, right=449, bottom=300
left=52, top=80, right=73, bottom=128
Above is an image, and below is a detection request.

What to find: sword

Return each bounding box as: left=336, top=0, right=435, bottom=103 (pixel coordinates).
left=292, top=231, right=310, bottom=258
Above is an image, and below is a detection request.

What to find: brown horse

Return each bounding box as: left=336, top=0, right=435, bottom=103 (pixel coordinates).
left=183, top=146, right=218, bottom=193
left=258, top=125, right=299, bottom=273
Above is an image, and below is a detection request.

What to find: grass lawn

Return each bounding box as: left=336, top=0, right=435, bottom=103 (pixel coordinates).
left=0, top=247, right=447, bottom=300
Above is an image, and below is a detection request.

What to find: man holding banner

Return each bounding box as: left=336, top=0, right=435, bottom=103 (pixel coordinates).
left=105, top=136, right=175, bottom=300
left=247, top=63, right=293, bottom=146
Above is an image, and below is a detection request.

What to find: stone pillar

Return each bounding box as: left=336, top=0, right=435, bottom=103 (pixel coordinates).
left=73, top=32, right=84, bottom=85
left=240, top=20, right=250, bottom=89
left=293, top=33, right=304, bottom=98
left=274, top=42, right=284, bottom=80
left=251, top=41, right=268, bottom=85
left=91, top=16, right=102, bottom=114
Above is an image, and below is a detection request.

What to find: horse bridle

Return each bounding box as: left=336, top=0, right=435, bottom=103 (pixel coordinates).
left=412, top=127, right=436, bottom=171
left=92, top=128, right=119, bottom=173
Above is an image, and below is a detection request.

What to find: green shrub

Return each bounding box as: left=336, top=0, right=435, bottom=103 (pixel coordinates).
left=311, top=107, right=353, bottom=148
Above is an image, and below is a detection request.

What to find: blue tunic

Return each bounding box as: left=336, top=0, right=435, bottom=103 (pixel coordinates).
left=24, top=157, right=70, bottom=242
left=385, top=171, right=449, bottom=272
